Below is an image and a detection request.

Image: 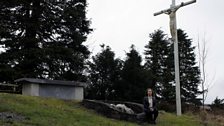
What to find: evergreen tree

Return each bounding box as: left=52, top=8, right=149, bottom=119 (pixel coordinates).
left=161, top=48, right=176, bottom=103
left=175, top=29, right=201, bottom=105
left=144, top=30, right=174, bottom=100
left=0, top=0, right=91, bottom=82
left=86, top=45, right=122, bottom=100
left=211, top=97, right=224, bottom=109
left=121, top=45, right=150, bottom=102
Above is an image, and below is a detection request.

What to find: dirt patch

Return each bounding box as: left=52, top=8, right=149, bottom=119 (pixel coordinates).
left=0, top=112, right=27, bottom=122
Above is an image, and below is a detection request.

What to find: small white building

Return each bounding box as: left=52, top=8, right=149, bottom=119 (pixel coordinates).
left=15, top=78, right=86, bottom=100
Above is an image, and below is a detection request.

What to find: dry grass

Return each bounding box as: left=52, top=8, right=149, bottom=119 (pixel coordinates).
left=196, top=109, right=224, bottom=126
left=208, top=113, right=224, bottom=126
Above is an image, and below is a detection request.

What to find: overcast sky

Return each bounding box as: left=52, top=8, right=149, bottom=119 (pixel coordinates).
left=86, top=0, right=224, bottom=103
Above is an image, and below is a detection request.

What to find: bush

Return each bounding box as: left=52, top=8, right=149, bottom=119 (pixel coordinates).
left=158, top=101, right=176, bottom=112
left=211, top=97, right=224, bottom=109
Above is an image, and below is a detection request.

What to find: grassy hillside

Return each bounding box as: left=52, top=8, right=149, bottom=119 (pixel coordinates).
left=0, top=93, right=217, bottom=126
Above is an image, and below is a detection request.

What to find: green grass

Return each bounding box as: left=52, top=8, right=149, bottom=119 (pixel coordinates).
left=0, top=93, right=216, bottom=126
left=157, top=112, right=201, bottom=126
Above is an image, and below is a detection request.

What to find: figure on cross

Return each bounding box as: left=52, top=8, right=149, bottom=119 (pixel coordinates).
left=165, top=5, right=181, bottom=41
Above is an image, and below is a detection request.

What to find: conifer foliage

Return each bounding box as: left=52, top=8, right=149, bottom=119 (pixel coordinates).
left=144, top=29, right=201, bottom=105
left=86, top=45, right=122, bottom=100
left=0, top=0, right=91, bottom=82
left=176, top=29, right=201, bottom=104
left=144, top=30, right=174, bottom=100
left=121, top=45, right=150, bottom=102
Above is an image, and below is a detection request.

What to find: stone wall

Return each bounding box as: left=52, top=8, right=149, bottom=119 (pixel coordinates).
left=106, top=101, right=144, bottom=114
left=82, top=100, right=146, bottom=123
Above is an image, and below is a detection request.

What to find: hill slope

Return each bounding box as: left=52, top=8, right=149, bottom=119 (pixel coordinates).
left=0, top=93, right=209, bottom=126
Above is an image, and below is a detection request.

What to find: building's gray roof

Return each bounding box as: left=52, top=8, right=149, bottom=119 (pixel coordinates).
left=15, top=78, right=86, bottom=87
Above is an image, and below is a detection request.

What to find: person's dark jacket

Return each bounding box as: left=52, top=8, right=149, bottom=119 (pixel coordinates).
left=143, top=96, right=157, bottom=112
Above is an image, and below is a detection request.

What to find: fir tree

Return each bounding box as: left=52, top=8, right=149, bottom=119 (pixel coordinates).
left=121, top=45, right=150, bottom=102
left=175, top=29, right=201, bottom=105
left=144, top=30, right=174, bottom=99
left=0, top=0, right=91, bottom=82
left=86, top=45, right=122, bottom=100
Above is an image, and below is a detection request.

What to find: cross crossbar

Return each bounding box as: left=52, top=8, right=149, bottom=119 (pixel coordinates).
left=154, top=0, right=196, bottom=16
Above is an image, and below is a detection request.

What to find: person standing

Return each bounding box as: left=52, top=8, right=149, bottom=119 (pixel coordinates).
left=143, top=88, right=159, bottom=124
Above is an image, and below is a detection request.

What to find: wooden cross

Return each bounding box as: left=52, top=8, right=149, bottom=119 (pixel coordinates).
left=153, top=0, right=196, bottom=116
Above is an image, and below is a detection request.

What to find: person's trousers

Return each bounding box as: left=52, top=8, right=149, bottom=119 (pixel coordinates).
left=145, top=109, right=158, bottom=122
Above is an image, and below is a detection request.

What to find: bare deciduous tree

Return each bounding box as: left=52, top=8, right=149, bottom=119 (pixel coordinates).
left=197, top=33, right=216, bottom=109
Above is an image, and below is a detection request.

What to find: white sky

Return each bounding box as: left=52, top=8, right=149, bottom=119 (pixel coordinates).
left=86, top=0, right=224, bottom=104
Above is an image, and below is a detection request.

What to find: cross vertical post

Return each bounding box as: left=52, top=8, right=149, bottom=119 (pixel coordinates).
left=172, top=0, right=182, bottom=116
left=153, top=0, right=196, bottom=116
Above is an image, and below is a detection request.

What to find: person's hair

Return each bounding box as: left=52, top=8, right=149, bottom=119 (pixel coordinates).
left=146, top=88, right=154, bottom=96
